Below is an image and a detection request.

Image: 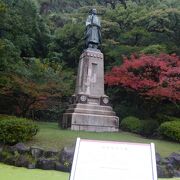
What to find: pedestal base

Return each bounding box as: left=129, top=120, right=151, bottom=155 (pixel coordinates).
left=61, top=49, right=119, bottom=132
left=61, top=104, right=119, bottom=132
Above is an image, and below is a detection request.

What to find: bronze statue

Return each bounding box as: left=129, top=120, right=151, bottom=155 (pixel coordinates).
left=85, top=9, right=102, bottom=49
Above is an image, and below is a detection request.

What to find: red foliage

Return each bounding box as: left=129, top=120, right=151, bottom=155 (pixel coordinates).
left=105, top=54, right=180, bottom=102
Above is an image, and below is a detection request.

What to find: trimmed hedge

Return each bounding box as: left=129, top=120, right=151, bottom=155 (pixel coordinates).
left=140, top=120, right=159, bottom=137
left=0, top=114, right=16, bottom=121
left=120, top=116, right=142, bottom=133
left=0, top=117, right=39, bottom=145
left=121, top=116, right=159, bottom=137
left=156, top=114, right=180, bottom=124
left=159, top=121, right=180, bottom=142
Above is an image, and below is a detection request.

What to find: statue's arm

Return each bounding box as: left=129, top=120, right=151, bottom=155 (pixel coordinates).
left=86, top=15, right=92, bottom=26
left=98, top=29, right=102, bottom=43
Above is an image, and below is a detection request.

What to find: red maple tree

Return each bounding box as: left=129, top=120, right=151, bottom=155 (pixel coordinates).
left=105, top=54, right=180, bottom=102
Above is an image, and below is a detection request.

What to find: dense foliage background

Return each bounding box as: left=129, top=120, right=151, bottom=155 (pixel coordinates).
left=0, top=0, right=179, bottom=122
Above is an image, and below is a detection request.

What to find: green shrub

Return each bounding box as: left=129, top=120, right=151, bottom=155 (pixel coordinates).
left=156, top=114, right=180, bottom=124
left=159, top=121, right=180, bottom=142
left=140, top=120, right=159, bottom=137
left=0, top=114, right=16, bottom=121
left=120, top=116, right=142, bottom=133
left=0, top=117, right=39, bottom=145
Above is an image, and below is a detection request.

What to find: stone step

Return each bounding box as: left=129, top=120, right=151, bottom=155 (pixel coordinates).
left=67, top=112, right=119, bottom=132
left=69, top=103, right=113, bottom=111
left=71, top=125, right=119, bottom=132
left=66, top=108, right=116, bottom=116
left=63, top=112, right=119, bottom=129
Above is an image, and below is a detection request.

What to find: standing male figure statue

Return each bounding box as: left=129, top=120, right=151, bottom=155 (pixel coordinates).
left=62, top=8, right=119, bottom=132
left=85, top=9, right=102, bottom=49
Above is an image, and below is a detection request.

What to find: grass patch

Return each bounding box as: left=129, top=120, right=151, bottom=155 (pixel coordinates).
left=0, top=163, right=68, bottom=180
left=0, top=163, right=179, bottom=180
left=25, top=122, right=180, bottom=157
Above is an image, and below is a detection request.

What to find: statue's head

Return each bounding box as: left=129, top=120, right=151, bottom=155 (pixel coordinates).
left=91, top=9, right=97, bottom=15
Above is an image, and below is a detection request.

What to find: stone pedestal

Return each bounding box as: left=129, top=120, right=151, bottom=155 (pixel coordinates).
left=61, top=49, right=119, bottom=132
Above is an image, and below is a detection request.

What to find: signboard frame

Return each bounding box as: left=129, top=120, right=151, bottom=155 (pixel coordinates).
left=70, top=138, right=157, bottom=180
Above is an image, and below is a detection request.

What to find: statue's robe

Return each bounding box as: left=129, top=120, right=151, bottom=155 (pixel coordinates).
left=85, top=14, right=101, bottom=48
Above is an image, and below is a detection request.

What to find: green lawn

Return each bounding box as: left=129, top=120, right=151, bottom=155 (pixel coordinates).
left=0, top=163, right=68, bottom=180
left=25, top=122, right=180, bottom=157
left=0, top=163, right=179, bottom=180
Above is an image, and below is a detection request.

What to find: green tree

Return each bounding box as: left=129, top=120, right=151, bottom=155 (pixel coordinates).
left=0, top=58, right=74, bottom=117
left=49, top=23, right=84, bottom=68
left=0, top=0, right=50, bottom=58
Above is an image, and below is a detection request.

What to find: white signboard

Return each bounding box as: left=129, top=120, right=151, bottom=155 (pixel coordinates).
left=70, top=138, right=157, bottom=180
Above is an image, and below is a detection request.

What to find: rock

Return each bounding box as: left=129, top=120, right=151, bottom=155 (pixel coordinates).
left=167, top=152, right=180, bottom=177
left=0, top=147, right=3, bottom=154
left=0, top=150, right=15, bottom=165
left=161, top=158, right=170, bottom=165
left=6, top=146, right=17, bottom=154
left=166, top=163, right=174, bottom=176
left=4, top=155, right=16, bottom=166
left=36, top=157, right=56, bottom=170
left=15, top=155, right=30, bottom=167
left=167, top=163, right=174, bottom=170
left=0, top=144, right=4, bottom=161
left=174, top=170, right=180, bottom=177
left=167, top=152, right=180, bottom=168
left=156, top=153, right=161, bottom=164
left=0, top=153, right=3, bottom=162
left=0, top=144, right=3, bottom=151
left=157, top=164, right=166, bottom=178
left=13, top=143, right=30, bottom=154
left=170, top=152, right=180, bottom=161
left=55, top=162, right=70, bottom=172
left=27, top=163, right=36, bottom=169
left=44, top=150, right=59, bottom=158
left=0, top=150, right=8, bottom=162
left=30, top=146, right=44, bottom=159
left=59, top=145, right=75, bottom=168
left=157, top=164, right=174, bottom=178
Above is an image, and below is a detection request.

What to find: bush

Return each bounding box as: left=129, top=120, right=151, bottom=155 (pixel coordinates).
left=120, top=116, right=142, bottom=133
left=140, top=120, right=159, bottom=137
left=159, top=121, right=180, bottom=142
left=156, top=114, right=180, bottom=124
left=0, top=114, right=16, bottom=121
left=0, top=117, right=39, bottom=145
